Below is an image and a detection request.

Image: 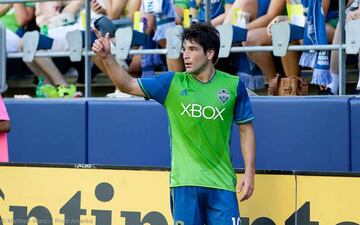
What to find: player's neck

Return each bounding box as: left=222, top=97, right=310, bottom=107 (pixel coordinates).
left=194, top=64, right=216, bottom=83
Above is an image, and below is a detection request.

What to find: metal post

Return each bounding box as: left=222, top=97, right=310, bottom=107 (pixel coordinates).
left=84, top=0, right=92, bottom=97
left=338, top=0, right=346, bottom=95
left=0, top=22, right=7, bottom=93
left=204, top=0, right=211, bottom=23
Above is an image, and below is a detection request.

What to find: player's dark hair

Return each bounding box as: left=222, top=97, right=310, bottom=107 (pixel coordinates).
left=182, top=23, right=220, bottom=64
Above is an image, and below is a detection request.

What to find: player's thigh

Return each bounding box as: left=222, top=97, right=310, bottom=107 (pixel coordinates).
left=170, top=187, right=204, bottom=225
left=205, top=189, right=240, bottom=225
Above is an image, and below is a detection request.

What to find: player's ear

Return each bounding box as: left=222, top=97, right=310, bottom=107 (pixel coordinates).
left=207, top=49, right=215, bottom=61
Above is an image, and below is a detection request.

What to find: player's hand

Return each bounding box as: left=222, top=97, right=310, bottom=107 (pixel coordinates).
left=92, top=28, right=111, bottom=59
left=237, top=170, right=254, bottom=202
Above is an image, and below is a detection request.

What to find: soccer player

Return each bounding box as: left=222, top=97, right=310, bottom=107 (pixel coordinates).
left=92, top=22, right=256, bottom=225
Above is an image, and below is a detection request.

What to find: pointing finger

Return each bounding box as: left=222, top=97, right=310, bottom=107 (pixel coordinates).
left=105, top=32, right=110, bottom=39
left=93, top=27, right=103, bottom=39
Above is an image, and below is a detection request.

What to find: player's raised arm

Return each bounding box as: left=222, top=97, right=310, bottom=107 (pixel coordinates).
left=92, top=28, right=145, bottom=97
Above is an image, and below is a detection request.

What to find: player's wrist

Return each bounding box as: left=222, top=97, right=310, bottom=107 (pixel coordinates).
left=244, top=167, right=255, bottom=175
left=102, top=52, right=113, bottom=60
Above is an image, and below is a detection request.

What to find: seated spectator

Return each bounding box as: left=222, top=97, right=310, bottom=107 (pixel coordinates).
left=224, top=0, right=273, bottom=30
left=0, top=3, right=35, bottom=52
left=0, top=3, right=74, bottom=98
left=265, top=12, right=303, bottom=95
left=142, top=0, right=184, bottom=73
left=90, top=0, right=142, bottom=97
left=0, top=94, right=10, bottom=162
left=297, top=0, right=333, bottom=92
left=174, top=0, right=189, bottom=25
left=92, top=0, right=142, bottom=79
left=189, top=0, right=235, bottom=27
left=190, top=0, right=234, bottom=26
left=34, top=1, right=83, bottom=51
left=323, top=0, right=339, bottom=44
left=233, top=0, right=332, bottom=95
left=314, top=0, right=339, bottom=94
left=224, top=0, right=286, bottom=92
left=326, top=0, right=360, bottom=95
left=21, top=1, right=83, bottom=97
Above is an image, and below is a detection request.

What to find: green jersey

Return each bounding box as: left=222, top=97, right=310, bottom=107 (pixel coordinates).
left=138, top=71, right=254, bottom=191
left=174, top=0, right=189, bottom=9
left=0, top=3, right=34, bottom=32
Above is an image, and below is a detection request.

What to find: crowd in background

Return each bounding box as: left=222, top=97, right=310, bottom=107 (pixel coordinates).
left=1, top=0, right=360, bottom=97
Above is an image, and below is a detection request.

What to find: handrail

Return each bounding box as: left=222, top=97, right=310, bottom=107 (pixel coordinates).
left=6, top=44, right=347, bottom=59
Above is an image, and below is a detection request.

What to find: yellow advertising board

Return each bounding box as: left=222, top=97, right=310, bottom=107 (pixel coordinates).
left=0, top=166, right=171, bottom=225
left=0, top=166, right=296, bottom=225
left=297, top=175, right=360, bottom=225
left=238, top=174, right=295, bottom=225
left=1, top=166, right=360, bottom=225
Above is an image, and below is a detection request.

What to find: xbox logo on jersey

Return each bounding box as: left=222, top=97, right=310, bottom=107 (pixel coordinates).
left=180, top=103, right=225, bottom=120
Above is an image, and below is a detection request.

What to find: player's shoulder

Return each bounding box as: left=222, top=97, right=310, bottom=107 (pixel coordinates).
left=171, top=71, right=189, bottom=81
left=216, top=70, right=240, bottom=83
left=173, top=71, right=187, bottom=76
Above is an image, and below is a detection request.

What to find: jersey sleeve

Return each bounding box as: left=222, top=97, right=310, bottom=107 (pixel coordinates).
left=137, top=72, right=175, bottom=105
left=234, top=80, right=255, bottom=124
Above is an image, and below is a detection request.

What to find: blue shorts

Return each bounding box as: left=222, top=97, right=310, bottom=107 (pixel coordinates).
left=170, top=186, right=240, bottom=225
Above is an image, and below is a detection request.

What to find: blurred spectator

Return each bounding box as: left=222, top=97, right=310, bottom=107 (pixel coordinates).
left=90, top=0, right=142, bottom=97
left=224, top=0, right=287, bottom=92
left=144, top=0, right=184, bottom=72
left=0, top=3, right=74, bottom=98
left=326, top=0, right=360, bottom=95
left=92, top=0, right=142, bottom=79
left=297, top=0, right=332, bottom=91
left=0, top=94, right=10, bottom=162
left=323, top=0, right=339, bottom=43
left=174, top=0, right=189, bottom=25
left=264, top=12, right=303, bottom=95
left=190, top=0, right=234, bottom=26
left=189, top=0, right=235, bottom=27
left=235, top=0, right=331, bottom=95
left=34, top=1, right=83, bottom=51
left=0, top=3, right=35, bottom=52
left=224, top=0, right=275, bottom=30
left=21, top=1, right=83, bottom=97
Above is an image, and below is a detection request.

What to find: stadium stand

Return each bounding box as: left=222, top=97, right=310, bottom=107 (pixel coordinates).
left=2, top=0, right=353, bottom=97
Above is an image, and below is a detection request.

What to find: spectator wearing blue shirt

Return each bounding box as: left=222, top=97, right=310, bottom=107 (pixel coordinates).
left=190, top=0, right=234, bottom=26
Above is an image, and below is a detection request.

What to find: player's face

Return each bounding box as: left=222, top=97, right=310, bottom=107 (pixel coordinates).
left=182, top=39, right=212, bottom=75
